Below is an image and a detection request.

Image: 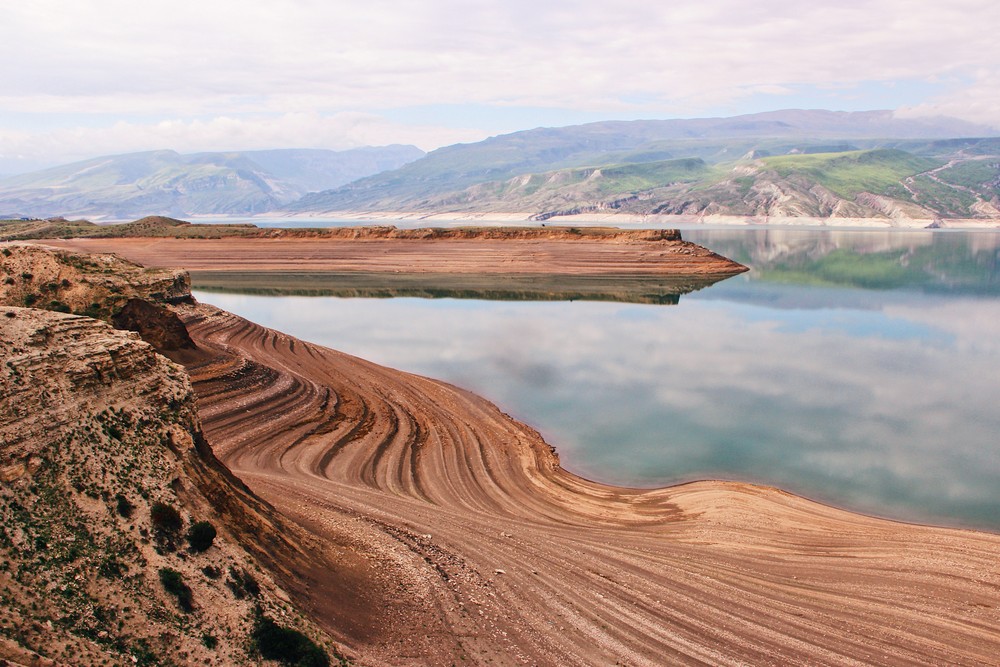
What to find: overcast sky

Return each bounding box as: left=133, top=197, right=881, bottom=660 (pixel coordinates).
left=2, top=0, right=999, bottom=172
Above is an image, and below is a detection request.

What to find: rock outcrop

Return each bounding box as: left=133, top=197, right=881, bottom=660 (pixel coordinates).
left=0, top=248, right=346, bottom=666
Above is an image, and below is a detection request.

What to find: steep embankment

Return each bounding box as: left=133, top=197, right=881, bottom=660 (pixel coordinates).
left=177, top=299, right=1000, bottom=665
left=0, top=308, right=348, bottom=666
left=0, top=246, right=382, bottom=666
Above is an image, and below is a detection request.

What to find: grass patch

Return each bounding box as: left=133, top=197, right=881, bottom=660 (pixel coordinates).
left=762, top=149, right=939, bottom=198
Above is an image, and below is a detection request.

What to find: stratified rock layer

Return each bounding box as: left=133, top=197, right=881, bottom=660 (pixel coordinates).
left=179, top=302, right=1000, bottom=666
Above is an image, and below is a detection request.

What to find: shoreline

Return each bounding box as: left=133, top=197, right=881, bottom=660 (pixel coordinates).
left=216, top=210, right=1000, bottom=230
left=176, top=298, right=1000, bottom=665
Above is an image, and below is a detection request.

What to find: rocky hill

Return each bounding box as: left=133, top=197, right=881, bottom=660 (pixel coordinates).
left=0, top=246, right=346, bottom=666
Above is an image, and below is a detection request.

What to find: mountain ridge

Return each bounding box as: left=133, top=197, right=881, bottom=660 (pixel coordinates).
left=0, top=145, right=424, bottom=220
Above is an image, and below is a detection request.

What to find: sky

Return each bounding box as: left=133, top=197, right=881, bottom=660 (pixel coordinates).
left=2, top=0, right=999, bottom=173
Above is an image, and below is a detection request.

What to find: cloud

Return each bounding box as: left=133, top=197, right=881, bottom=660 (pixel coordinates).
left=0, top=112, right=487, bottom=165
left=896, top=70, right=1000, bottom=126
left=3, top=0, right=1000, bottom=163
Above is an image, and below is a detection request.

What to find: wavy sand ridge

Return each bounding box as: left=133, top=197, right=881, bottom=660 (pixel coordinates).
left=176, top=303, right=1000, bottom=666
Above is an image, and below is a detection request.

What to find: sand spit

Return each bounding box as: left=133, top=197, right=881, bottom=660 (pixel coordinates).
left=42, top=226, right=748, bottom=277
left=175, top=302, right=1000, bottom=666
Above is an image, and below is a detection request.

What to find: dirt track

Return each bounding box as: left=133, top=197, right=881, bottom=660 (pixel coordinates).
left=177, top=303, right=1000, bottom=666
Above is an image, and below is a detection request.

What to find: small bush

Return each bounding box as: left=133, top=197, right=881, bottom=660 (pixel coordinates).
left=226, top=567, right=260, bottom=599
left=150, top=502, right=182, bottom=533
left=115, top=494, right=134, bottom=519
left=98, top=557, right=126, bottom=579
left=186, top=521, right=217, bottom=553
left=201, top=565, right=222, bottom=579
left=252, top=614, right=329, bottom=667
left=158, top=567, right=193, bottom=612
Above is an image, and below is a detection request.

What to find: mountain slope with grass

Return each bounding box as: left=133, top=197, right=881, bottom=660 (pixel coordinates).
left=289, top=110, right=999, bottom=217
left=319, top=146, right=999, bottom=222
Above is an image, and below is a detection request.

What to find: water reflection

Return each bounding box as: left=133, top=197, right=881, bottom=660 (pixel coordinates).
left=194, top=229, right=1000, bottom=532
left=190, top=272, right=729, bottom=305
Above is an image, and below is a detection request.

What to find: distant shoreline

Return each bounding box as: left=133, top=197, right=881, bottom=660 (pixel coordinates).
left=200, top=210, right=1000, bottom=230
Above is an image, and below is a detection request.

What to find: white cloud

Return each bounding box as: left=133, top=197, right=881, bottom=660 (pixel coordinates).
left=0, top=112, right=487, bottom=165
left=896, top=70, right=1000, bottom=126
left=2, top=0, right=1000, bottom=162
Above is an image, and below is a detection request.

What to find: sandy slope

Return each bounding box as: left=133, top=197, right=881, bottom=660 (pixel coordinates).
left=176, top=303, right=1000, bottom=666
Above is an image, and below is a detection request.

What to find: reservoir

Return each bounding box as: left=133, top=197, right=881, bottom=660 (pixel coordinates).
left=193, top=228, right=1000, bottom=532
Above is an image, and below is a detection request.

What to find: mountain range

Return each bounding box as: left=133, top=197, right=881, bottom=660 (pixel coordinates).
left=3, top=110, right=1000, bottom=221
left=0, top=145, right=424, bottom=219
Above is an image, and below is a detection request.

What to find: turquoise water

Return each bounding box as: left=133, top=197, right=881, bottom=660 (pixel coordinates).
left=194, top=229, right=1000, bottom=531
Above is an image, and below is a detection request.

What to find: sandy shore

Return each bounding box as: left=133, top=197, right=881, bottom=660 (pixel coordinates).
left=172, top=301, right=1000, bottom=666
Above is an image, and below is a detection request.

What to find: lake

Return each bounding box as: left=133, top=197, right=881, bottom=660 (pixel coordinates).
left=193, top=228, right=1000, bottom=532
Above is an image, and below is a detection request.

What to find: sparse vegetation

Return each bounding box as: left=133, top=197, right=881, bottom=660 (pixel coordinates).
left=252, top=612, right=330, bottom=667
left=186, top=521, right=217, bottom=552
left=150, top=502, right=182, bottom=534
left=226, top=566, right=260, bottom=599
left=158, top=567, right=194, bottom=612
left=115, top=493, right=134, bottom=519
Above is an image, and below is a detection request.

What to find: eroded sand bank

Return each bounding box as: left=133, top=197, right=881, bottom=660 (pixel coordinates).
left=174, top=303, right=1000, bottom=666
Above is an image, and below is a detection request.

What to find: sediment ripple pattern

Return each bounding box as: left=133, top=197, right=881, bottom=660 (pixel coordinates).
left=179, top=303, right=1000, bottom=666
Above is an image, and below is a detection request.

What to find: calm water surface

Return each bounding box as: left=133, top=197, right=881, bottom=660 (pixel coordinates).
left=194, top=229, right=1000, bottom=532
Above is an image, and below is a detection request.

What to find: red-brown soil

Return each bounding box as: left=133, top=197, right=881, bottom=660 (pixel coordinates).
left=175, top=302, right=1000, bottom=666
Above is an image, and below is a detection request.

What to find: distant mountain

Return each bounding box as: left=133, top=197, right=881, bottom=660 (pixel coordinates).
left=0, top=145, right=423, bottom=219
left=289, top=110, right=998, bottom=214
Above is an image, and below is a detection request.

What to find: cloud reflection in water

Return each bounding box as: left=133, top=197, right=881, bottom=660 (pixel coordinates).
left=197, top=284, right=1000, bottom=532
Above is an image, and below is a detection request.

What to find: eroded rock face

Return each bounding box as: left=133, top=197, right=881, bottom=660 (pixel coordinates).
left=111, top=297, right=199, bottom=361
left=0, top=297, right=337, bottom=663
left=0, top=243, right=192, bottom=322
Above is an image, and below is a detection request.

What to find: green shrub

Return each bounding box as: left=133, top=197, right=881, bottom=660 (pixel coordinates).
left=252, top=614, right=329, bottom=667
left=158, top=567, right=193, bottom=612
left=226, top=567, right=260, bottom=599
left=115, top=493, right=134, bottom=519
left=186, top=521, right=217, bottom=553
left=150, top=502, right=182, bottom=533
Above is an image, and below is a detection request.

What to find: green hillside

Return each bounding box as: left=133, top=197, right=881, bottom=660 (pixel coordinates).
left=330, top=146, right=998, bottom=221
left=760, top=149, right=939, bottom=198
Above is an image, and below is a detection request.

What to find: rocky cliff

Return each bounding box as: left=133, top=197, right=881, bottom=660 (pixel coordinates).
left=0, top=246, right=344, bottom=666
